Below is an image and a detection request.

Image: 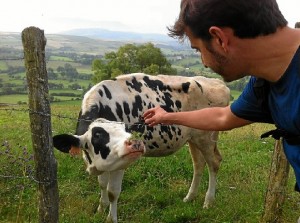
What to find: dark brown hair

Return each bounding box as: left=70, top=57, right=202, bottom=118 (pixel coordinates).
left=168, top=0, right=287, bottom=41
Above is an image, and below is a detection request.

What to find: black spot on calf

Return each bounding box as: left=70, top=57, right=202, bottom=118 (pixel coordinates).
left=162, top=92, right=174, bottom=109
left=126, top=77, right=143, bottom=93
left=182, top=82, right=190, bottom=93
left=143, top=76, right=171, bottom=92
left=91, top=127, right=110, bottom=159
left=132, top=95, right=143, bottom=118
left=103, top=85, right=112, bottom=99
left=195, top=81, right=203, bottom=93
left=123, top=101, right=131, bottom=122
left=175, top=100, right=182, bottom=110
left=98, top=89, right=103, bottom=97
left=76, top=106, right=99, bottom=135
left=116, top=102, right=124, bottom=121
left=99, top=103, right=117, bottom=121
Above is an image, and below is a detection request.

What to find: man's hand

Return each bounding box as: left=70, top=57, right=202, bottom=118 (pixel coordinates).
left=143, top=106, right=168, bottom=127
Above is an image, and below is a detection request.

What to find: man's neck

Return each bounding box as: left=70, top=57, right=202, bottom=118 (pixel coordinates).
left=236, top=27, right=300, bottom=82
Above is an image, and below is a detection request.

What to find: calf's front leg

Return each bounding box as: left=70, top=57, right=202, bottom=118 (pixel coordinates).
left=98, top=170, right=124, bottom=223
left=97, top=172, right=110, bottom=213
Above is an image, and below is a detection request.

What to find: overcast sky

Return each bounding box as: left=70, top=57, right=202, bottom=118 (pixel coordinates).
left=0, top=0, right=299, bottom=35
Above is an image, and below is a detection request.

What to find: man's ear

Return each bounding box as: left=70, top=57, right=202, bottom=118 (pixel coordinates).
left=208, top=26, right=229, bottom=52
left=53, top=134, right=80, bottom=153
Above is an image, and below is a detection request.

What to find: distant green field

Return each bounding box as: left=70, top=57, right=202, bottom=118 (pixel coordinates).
left=49, top=56, right=74, bottom=62
left=175, top=57, right=199, bottom=66
left=0, top=94, right=84, bottom=104
left=46, top=61, right=82, bottom=69
left=5, top=60, right=24, bottom=67
left=0, top=73, right=10, bottom=82
left=50, top=89, right=83, bottom=94
left=77, top=68, right=92, bottom=74
left=0, top=61, right=8, bottom=70
left=49, top=79, right=91, bottom=89
left=0, top=94, right=28, bottom=104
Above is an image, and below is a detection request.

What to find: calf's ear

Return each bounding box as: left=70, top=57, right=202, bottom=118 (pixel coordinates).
left=53, top=134, right=80, bottom=153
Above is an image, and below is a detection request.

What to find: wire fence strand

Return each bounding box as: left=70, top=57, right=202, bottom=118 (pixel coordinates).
left=0, top=105, right=275, bottom=185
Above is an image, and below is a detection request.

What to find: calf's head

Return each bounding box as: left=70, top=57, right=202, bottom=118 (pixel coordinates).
left=53, top=118, right=145, bottom=174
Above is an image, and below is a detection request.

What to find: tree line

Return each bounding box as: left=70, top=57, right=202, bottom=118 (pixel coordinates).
left=91, top=42, right=177, bottom=83
left=0, top=42, right=251, bottom=98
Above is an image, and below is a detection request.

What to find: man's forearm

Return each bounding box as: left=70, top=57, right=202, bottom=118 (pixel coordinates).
left=163, top=106, right=251, bottom=131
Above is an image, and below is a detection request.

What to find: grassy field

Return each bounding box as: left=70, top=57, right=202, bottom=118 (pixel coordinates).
left=49, top=56, right=74, bottom=62
left=0, top=103, right=299, bottom=223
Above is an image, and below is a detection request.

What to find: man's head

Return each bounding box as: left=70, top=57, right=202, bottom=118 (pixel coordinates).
left=168, top=0, right=288, bottom=82
left=169, top=0, right=287, bottom=41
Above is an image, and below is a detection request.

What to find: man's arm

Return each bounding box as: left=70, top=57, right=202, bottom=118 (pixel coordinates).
left=143, top=106, right=252, bottom=131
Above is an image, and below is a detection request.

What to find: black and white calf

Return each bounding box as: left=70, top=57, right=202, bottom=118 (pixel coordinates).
left=53, top=118, right=145, bottom=173
left=53, top=73, right=230, bottom=223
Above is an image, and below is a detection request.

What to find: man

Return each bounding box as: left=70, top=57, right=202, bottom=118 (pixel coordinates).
left=143, top=0, right=300, bottom=194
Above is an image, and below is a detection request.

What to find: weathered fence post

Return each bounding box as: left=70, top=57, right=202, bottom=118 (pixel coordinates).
left=22, top=26, right=59, bottom=223
left=261, top=140, right=290, bottom=223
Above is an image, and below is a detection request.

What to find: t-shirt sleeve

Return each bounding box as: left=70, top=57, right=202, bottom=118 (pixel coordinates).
left=230, top=77, right=274, bottom=123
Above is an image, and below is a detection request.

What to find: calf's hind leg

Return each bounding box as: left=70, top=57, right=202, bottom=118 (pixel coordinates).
left=186, top=136, right=222, bottom=208
left=184, top=141, right=207, bottom=203
left=203, top=143, right=222, bottom=208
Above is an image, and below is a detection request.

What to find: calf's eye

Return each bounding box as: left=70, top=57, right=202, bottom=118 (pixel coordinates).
left=95, top=132, right=102, bottom=138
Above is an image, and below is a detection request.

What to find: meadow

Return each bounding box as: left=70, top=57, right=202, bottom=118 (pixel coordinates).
left=0, top=103, right=299, bottom=223
left=1, top=32, right=299, bottom=222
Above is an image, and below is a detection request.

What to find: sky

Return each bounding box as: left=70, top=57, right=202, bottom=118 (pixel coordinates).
left=0, top=0, right=299, bottom=35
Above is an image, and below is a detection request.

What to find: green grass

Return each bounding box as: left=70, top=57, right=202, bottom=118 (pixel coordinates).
left=230, top=90, right=242, bottom=101
left=0, top=73, right=9, bottom=81
left=0, top=61, right=8, bottom=70
left=0, top=94, right=28, bottom=104
left=0, top=104, right=299, bottom=223
left=46, top=61, right=84, bottom=69
left=49, top=56, right=74, bottom=62
left=77, top=68, right=93, bottom=74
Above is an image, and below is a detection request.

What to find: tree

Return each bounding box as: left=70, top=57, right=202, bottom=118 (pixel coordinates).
left=91, top=43, right=177, bottom=83
left=143, top=64, right=159, bottom=75
left=47, top=68, right=58, bottom=79
left=136, top=43, right=167, bottom=72
left=64, top=63, right=79, bottom=79
left=56, top=63, right=79, bottom=79
left=92, top=59, right=110, bottom=83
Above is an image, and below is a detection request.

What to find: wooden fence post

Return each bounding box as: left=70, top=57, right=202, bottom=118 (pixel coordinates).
left=22, top=26, right=59, bottom=223
left=261, top=140, right=290, bottom=223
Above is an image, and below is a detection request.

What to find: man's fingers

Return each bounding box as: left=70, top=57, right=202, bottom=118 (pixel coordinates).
left=143, top=107, right=156, bottom=117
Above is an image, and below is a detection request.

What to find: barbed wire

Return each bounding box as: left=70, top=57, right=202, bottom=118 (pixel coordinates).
left=0, top=57, right=24, bottom=61
left=0, top=106, right=274, bottom=186
left=0, top=107, right=77, bottom=120
left=0, top=106, right=274, bottom=144
left=0, top=173, right=56, bottom=185
left=0, top=107, right=146, bottom=126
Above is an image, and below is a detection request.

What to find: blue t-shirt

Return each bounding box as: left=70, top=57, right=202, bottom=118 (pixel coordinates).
left=231, top=47, right=300, bottom=190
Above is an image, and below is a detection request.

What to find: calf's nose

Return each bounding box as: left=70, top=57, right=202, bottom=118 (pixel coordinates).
left=125, top=139, right=144, bottom=151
